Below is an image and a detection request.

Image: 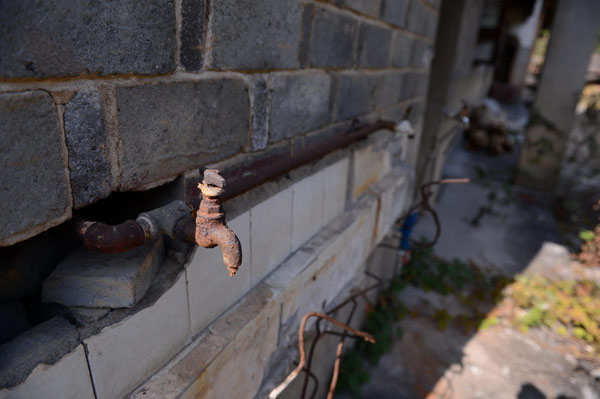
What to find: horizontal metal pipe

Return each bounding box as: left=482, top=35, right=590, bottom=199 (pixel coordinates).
left=72, top=120, right=397, bottom=253
left=188, top=120, right=397, bottom=207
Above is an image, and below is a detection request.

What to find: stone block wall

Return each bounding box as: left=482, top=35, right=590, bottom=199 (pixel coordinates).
left=0, top=0, right=440, bottom=397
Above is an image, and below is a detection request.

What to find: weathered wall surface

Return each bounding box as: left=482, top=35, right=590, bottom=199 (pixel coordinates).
left=0, top=0, right=439, bottom=397
left=0, top=0, right=436, bottom=245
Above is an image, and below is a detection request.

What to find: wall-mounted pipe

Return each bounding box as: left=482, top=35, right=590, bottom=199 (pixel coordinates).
left=186, top=119, right=399, bottom=207
left=71, top=170, right=242, bottom=276
left=72, top=217, right=146, bottom=254
left=71, top=119, right=404, bottom=272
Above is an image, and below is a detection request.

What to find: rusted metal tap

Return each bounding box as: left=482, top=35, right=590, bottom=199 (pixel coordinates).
left=195, top=169, right=242, bottom=276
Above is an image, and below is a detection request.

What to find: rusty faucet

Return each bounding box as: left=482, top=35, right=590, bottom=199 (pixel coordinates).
left=194, top=169, right=242, bottom=276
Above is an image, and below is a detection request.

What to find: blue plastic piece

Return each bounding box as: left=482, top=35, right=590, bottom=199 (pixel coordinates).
left=399, top=212, right=418, bottom=250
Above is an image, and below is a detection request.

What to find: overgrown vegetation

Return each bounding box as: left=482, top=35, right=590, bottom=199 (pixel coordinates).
left=575, top=200, right=600, bottom=267
left=336, top=246, right=507, bottom=395
left=337, top=238, right=600, bottom=396
left=336, top=276, right=408, bottom=395
left=507, top=275, right=600, bottom=355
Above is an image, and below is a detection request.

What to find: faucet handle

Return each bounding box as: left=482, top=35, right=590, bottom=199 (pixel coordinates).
left=203, top=169, right=226, bottom=188
left=199, top=169, right=225, bottom=198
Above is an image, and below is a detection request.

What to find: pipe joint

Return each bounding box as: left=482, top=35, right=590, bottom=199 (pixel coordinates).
left=136, top=200, right=191, bottom=241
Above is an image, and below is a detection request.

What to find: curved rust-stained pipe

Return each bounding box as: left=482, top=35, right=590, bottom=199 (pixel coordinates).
left=71, top=216, right=145, bottom=254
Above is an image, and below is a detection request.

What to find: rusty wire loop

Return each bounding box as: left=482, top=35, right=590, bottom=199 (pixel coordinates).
left=327, top=341, right=345, bottom=399
left=268, top=312, right=375, bottom=399
left=269, top=272, right=385, bottom=399
left=269, top=179, right=469, bottom=399
left=397, top=178, right=469, bottom=248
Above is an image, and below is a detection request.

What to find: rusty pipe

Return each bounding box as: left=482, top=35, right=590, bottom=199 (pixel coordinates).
left=194, top=169, right=242, bottom=276
left=71, top=216, right=146, bottom=254
left=187, top=120, right=398, bottom=207
left=73, top=120, right=399, bottom=261
left=71, top=200, right=190, bottom=254
left=71, top=172, right=242, bottom=277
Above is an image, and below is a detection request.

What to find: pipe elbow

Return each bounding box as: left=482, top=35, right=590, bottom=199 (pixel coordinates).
left=211, top=224, right=242, bottom=277
left=72, top=216, right=145, bottom=253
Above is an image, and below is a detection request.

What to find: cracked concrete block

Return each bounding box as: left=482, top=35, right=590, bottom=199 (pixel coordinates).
left=187, top=212, right=252, bottom=336
left=0, top=317, right=80, bottom=389
left=323, top=158, right=350, bottom=225
left=42, top=238, right=164, bottom=308
left=0, top=91, right=71, bottom=246
left=251, top=187, right=293, bottom=285
left=0, top=345, right=95, bottom=399
left=292, top=171, right=325, bottom=252
left=85, top=271, right=190, bottom=399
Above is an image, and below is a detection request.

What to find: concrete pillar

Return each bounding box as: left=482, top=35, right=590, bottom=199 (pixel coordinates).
left=516, top=0, right=600, bottom=190
left=508, top=0, right=544, bottom=88
left=416, top=0, right=489, bottom=190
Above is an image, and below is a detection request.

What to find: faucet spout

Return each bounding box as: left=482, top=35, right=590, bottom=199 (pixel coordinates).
left=209, top=223, right=242, bottom=276
left=195, top=169, right=243, bottom=276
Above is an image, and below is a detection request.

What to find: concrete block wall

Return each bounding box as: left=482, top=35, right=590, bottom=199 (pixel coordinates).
left=0, top=0, right=439, bottom=397
left=0, top=0, right=437, bottom=246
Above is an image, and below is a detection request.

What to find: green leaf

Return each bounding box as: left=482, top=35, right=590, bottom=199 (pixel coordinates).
left=580, top=230, right=596, bottom=242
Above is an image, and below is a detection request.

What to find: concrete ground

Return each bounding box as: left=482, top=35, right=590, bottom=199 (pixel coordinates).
left=414, top=133, right=563, bottom=276
left=338, top=134, right=600, bottom=399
